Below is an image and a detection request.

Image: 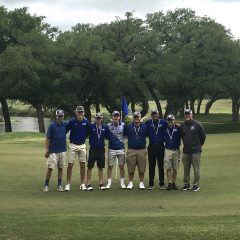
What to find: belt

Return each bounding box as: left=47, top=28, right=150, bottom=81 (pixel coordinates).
left=150, top=143, right=164, bottom=147
left=166, top=148, right=179, bottom=151
left=70, top=142, right=84, bottom=145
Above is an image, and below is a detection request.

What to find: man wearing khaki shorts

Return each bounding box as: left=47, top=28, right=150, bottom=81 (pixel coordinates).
left=164, top=114, right=181, bottom=191
left=43, top=109, right=67, bottom=192
left=124, top=112, right=148, bottom=190
left=64, top=106, right=90, bottom=191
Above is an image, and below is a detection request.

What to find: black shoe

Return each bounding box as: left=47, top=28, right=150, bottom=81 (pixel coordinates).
left=166, top=183, right=172, bottom=191
left=172, top=183, right=178, bottom=190
left=147, top=186, right=154, bottom=190
left=192, top=185, right=200, bottom=192
left=181, top=184, right=190, bottom=191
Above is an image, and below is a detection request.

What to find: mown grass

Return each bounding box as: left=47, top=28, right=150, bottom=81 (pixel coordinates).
left=0, top=132, right=239, bottom=239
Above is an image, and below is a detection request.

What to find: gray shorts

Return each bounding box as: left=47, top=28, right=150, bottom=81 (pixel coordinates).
left=108, top=149, right=125, bottom=166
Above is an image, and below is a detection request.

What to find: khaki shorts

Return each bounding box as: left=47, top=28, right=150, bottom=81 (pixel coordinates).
left=108, top=149, right=125, bottom=166
left=126, top=149, right=147, bottom=173
left=47, top=152, right=66, bottom=169
left=164, top=149, right=180, bottom=170
left=68, top=143, right=87, bottom=163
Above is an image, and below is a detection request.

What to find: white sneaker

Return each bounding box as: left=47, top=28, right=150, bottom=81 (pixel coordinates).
left=127, top=182, right=133, bottom=190
left=43, top=185, right=49, bottom=192
left=105, top=183, right=111, bottom=190
left=64, top=184, right=71, bottom=192
left=139, top=182, right=145, bottom=190
left=120, top=182, right=126, bottom=189
left=57, top=185, right=64, bottom=192
left=99, top=184, right=106, bottom=191
left=80, top=184, right=87, bottom=191
left=87, top=184, right=93, bottom=191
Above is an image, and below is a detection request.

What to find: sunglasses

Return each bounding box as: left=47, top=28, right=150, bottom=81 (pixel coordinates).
left=57, top=115, right=64, bottom=118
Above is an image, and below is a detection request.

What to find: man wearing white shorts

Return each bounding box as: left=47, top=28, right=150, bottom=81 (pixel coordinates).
left=164, top=114, right=181, bottom=191
left=106, top=111, right=126, bottom=189
left=43, top=109, right=67, bottom=192
left=64, top=106, right=90, bottom=191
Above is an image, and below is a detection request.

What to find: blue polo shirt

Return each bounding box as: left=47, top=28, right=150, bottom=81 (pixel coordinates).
left=124, top=122, right=148, bottom=149
left=89, top=123, right=109, bottom=149
left=164, top=124, right=181, bottom=150
left=67, top=117, right=90, bottom=145
left=145, top=119, right=168, bottom=144
left=47, top=121, right=67, bottom=153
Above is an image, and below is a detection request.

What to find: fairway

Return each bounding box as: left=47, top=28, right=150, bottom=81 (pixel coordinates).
left=0, top=133, right=240, bottom=240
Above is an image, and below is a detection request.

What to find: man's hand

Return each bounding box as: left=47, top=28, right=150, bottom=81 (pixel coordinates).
left=45, top=150, right=50, bottom=158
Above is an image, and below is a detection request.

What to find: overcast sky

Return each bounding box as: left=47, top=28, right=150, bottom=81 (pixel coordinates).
left=1, top=0, right=240, bottom=38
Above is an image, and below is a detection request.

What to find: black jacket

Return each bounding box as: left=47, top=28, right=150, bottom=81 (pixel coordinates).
left=181, top=119, right=206, bottom=153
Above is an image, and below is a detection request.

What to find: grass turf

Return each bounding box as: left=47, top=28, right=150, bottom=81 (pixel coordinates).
left=0, top=132, right=240, bottom=239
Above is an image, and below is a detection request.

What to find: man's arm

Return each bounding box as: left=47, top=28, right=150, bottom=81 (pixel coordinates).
left=198, top=122, right=206, bottom=146
left=45, top=137, right=50, bottom=158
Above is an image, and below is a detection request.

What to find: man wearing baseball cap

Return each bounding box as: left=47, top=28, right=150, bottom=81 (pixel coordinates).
left=106, top=111, right=126, bottom=189
left=145, top=109, right=168, bottom=190
left=124, top=111, right=148, bottom=190
left=86, top=112, right=110, bottom=191
left=64, top=106, right=90, bottom=192
left=43, top=109, right=67, bottom=192
left=181, top=109, right=206, bottom=192
left=164, top=114, right=181, bottom=191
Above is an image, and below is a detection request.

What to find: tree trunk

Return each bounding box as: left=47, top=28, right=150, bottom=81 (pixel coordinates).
left=130, top=99, right=135, bottom=113
left=144, top=81, right=163, bottom=118
left=96, top=102, right=100, bottom=113
left=165, top=100, right=179, bottom=118
left=140, top=97, right=149, bottom=118
left=83, top=102, right=91, bottom=122
left=35, top=104, right=45, bottom=133
left=232, top=95, right=240, bottom=122
left=190, top=99, right=195, bottom=114
left=185, top=101, right=189, bottom=109
left=0, top=97, right=12, bottom=132
left=196, top=97, right=203, bottom=115
left=205, top=94, right=218, bottom=115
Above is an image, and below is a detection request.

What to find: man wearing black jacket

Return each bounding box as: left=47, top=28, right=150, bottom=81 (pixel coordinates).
left=181, top=109, right=206, bottom=192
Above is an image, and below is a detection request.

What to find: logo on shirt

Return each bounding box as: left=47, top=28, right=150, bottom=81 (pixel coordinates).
left=82, top=123, right=86, bottom=125
left=191, top=126, right=195, bottom=130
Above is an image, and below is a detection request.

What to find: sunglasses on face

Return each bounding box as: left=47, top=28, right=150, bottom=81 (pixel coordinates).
left=57, top=115, right=64, bottom=118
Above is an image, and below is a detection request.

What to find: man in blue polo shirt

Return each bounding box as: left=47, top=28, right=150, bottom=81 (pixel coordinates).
left=64, top=106, right=90, bottom=192
left=124, top=112, right=148, bottom=190
left=145, top=109, right=167, bottom=190
left=86, top=112, right=109, bottom=191
left=43, top=109, right=67, bottom=192
left=164, top=114, right=181, bottom=191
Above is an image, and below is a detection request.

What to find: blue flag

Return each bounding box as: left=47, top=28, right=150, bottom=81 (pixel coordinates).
left=121, top=97, right=129, bottom=116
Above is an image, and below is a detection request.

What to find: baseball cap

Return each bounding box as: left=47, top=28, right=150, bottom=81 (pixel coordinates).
left=167, top=114, right=175, bottom=121
left=133, top=111, right=141, bottom=117
left=56, top=109, right=64, bottom=116
left=75, top=106, right=84, bottom=112
left=112, top=111, right=120, bottom=116
left=184, top=109, right=192, bottom=114
left=96, top=112, right=103, bottom=119
left=151, top=109, right=159, bottom=115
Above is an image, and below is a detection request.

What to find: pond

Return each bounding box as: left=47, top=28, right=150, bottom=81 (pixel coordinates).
left=0, top=117, right=51, bottom=133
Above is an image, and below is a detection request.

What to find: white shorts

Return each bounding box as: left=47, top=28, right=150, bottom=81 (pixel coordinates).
left=47, top=152, right=66, bottom=169
left=68, top=143, right=87, bottom=163
left=108, top=149, right=125, bottom=166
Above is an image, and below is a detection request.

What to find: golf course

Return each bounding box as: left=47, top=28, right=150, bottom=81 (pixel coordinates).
left=0, top=101, right=240, bottom=240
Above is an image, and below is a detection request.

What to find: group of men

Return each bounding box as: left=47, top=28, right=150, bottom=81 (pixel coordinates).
left=43, top=106, right=206, bottom=192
